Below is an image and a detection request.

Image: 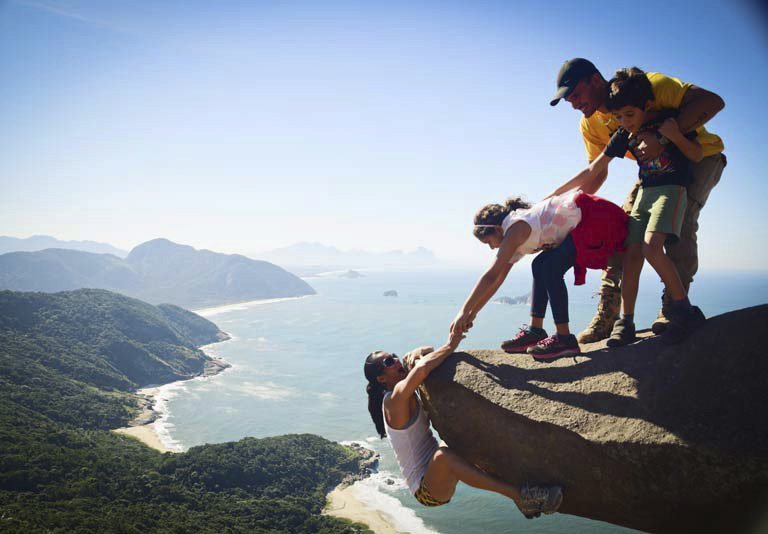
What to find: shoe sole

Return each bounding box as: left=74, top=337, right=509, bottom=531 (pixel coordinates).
left=531, top=348, right=581, bottom=362
left=501, top=341, right=540, bottom=353
left=545, top=488, right=564, bottom=514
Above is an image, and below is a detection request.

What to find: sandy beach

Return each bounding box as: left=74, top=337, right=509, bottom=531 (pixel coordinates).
left=325, top=484, right=400, bottom=534
left=112, top=385, right=177, bottom=453
left=113, top=423, right=174, bottom=453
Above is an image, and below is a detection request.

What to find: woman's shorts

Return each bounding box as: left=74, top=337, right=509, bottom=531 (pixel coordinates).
left=414, top=477, right=450, bottom=507
left=626, top=185, right=687, bottom=245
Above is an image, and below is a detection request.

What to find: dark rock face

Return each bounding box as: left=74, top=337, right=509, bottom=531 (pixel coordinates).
left=419, top=305, right=768, bottom=534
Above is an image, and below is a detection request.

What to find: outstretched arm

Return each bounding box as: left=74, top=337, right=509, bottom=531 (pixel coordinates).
left=389, top=332, right=463, bottom=407
left=546, top=152, right=613, bottom=198
left=450, top=220, right=531, bottom=335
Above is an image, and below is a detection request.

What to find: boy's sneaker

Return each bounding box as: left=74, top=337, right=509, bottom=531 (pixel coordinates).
left=519, top=484, right=563, bottom=518
left=662, top=306, right=706, bottom=345
left=501, top=326, right=548, bottom=353
left=606, top=319, right=637, bottom=347
left=527, top=334, right=580, bottom=361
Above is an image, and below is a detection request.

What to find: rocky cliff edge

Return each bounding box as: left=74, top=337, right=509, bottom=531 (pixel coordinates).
left=420, top=305, right=768, bottom=533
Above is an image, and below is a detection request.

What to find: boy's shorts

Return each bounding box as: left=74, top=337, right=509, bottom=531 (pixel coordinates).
left=626, top=185, right=687, bottom=245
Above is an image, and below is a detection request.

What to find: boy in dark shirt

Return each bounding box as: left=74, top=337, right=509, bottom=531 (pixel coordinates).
left=547, top=67, right=706, bottom=345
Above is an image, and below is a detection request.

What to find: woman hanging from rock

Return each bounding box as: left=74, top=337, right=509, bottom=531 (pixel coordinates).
left=363, top=335, right=563, bottom=518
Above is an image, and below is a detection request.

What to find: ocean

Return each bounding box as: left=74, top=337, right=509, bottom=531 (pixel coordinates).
left=151, top=267, right=767, bottom=534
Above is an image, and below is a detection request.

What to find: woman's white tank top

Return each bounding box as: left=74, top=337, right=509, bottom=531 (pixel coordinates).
left=383, top=391, right=439, bottom=494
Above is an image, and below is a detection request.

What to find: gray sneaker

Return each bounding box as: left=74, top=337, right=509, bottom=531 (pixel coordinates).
left=519, top=484, right=563, bottom=518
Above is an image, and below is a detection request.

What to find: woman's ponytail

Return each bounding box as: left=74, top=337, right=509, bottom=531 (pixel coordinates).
left=366, top=380, right=387, bottom=438
left=364, top=352, right=387, bottom=438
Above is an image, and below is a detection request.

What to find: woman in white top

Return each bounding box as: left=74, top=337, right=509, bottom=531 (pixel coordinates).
left=450, top=190, right=626, bottom=360
left=363, top=334, right=563, bottom=517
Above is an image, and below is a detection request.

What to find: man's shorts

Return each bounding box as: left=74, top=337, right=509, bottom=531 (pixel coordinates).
left=414, top=477, right=450, bottom=507
left=626, top=185, right=688, bottom=245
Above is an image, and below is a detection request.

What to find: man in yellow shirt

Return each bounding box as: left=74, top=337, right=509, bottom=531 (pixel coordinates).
left=550, top=58, right=726, bottom=342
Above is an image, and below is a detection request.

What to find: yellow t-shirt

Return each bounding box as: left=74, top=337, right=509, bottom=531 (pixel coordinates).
left=580, top=72, right=724, bottom=162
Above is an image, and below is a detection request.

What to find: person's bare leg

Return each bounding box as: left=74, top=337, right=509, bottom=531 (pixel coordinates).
left=530, top=316, right=544, bottom=330
left=621, top=244, right=645, bottom=316
left=643, top=232, right=686, bottom=300
left=422, top=447, right=521, bottom=504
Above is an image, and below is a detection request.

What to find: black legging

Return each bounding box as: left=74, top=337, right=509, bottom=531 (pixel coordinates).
left=530, top=235, right=576, bottom=325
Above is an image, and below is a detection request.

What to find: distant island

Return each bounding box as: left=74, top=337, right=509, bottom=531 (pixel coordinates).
left=339, top=269, right=364, bottom=279
left=383, top=290, right=398, bottom=297
left=256, top=241, right=437, bottom=270
left=0, top=234, right=128, bottom=257
left=0, top=238, right=315, bottom=308
left=0, top=288, right=371, bottom=532
left=493, top=292, right=532, bottom=306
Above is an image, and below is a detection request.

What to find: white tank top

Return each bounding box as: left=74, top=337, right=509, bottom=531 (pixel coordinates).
left=383, top=391, right=439, bottom=494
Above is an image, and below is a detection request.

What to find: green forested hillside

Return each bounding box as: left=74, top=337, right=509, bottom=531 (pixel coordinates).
left=0, top=289, right=367, bottom=532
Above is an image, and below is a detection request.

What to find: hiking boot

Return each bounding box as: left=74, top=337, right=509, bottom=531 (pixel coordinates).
left=662, top=306, right=706, bottom=345
left=651, top=308, right=670, bottom=335
left=577, top=291, right=621, bottom=344
left=527, top=334, right=580, bottom=362
left=501, top=326, right=548, bottom=353
left=606, top=319, right=637, bottom=347
left=519, top=484, right=563, bottom=518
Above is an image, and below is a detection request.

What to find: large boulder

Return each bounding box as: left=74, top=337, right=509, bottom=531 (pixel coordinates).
left=419, top=305, right=768, bottom=533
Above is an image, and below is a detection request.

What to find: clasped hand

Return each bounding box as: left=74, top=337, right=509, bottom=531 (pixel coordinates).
left=450, top=310, right=475, bottom=336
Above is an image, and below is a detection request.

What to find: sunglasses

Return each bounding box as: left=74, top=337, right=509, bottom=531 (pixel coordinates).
left=380, top=354, right=398, bottom=369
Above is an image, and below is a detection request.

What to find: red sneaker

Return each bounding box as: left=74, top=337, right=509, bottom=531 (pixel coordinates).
left=527, top=334, right=580, bottom=361
left=501, top=326, right=548, bottom=353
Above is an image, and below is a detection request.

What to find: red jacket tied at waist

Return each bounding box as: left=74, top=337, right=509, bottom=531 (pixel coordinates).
left=570, top=192, right=628, bottom=285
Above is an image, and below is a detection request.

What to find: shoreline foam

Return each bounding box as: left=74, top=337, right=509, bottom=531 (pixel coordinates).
left=193, top=295, right=314, bottom=317
left=111, top=336, right=234, bottom=453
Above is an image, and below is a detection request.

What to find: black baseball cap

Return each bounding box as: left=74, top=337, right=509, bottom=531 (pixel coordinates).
left=550, top=58, right=599, bottom=106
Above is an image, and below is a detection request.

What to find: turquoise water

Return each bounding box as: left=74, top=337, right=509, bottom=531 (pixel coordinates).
left=157, top=268, right=767, bottom=534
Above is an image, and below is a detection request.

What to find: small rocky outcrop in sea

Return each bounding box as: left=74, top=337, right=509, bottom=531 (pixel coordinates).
left=419, top=305, right=768, bottom=534
left=493, top=291, right=532, bottom=305
left=383, top=290, right=398, bottom=297
left=339, top=443, right=380, bottom=487
left=339, top=270, right=364, bottom=279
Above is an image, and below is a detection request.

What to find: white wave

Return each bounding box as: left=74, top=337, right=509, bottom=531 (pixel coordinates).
left=316, top=392, right=339, bottom=401
left=350, top=473, right=437, bottom=534
left=193, top=295, right=314, bottom=317
left=150, top=381, right=188, bottom=452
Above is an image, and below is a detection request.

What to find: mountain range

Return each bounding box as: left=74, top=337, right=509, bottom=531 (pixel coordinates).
left=0, top=238, right=315, bottom=308
left=0, top=234, right=128, bottom=257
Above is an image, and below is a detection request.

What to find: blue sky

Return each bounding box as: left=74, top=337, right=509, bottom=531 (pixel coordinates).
left=1, top=0, right=767, bottom=269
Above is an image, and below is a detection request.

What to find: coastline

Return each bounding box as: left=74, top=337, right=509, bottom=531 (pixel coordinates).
left=325, top=483, right=400, bottom=534
left=193, top=295, right=313, bottom=317
left=111, top=341, right=232, bottom=453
